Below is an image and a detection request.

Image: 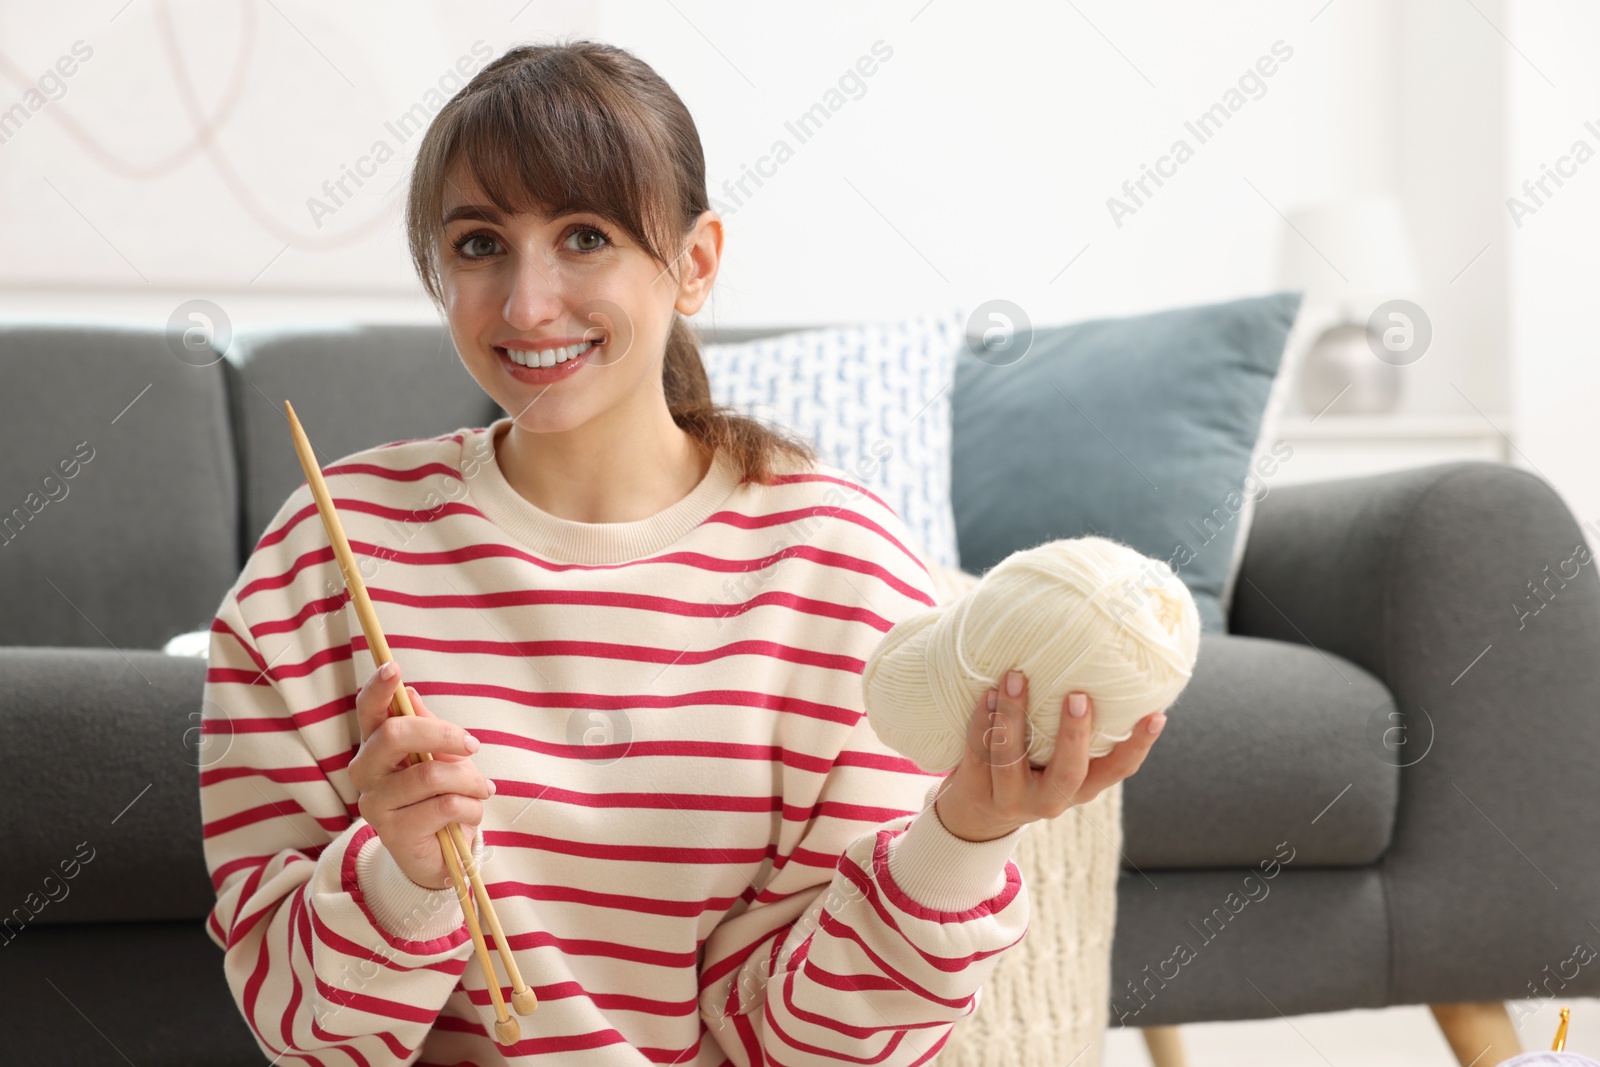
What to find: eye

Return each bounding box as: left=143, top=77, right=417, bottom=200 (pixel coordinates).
left=566, top=224, right=612, bottom=254
left=450, top=231, right=500, bottom=260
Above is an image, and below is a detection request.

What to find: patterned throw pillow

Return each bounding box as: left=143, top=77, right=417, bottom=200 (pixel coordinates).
left=700, top=309, right=966, bottom=571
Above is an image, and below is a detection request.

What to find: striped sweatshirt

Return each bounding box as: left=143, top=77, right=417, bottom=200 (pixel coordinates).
left=199, top=414, right=1030, bottom=1066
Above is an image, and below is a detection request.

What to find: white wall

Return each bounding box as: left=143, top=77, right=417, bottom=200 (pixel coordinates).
left=1506, top=0, right=1600, bottom=548
left=0, top=1, right=1521, bottom=425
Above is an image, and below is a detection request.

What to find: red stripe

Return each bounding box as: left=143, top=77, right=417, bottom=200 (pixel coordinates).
left=322, top=459, right=464, bottom=483
left=205, top=690, right=354, bottom=734
left=209, top=852, right=273, bottom=893
left=214, top=677, right=865, bottom=740
left=768, top=470, right=896, bottom=516
left=210, top=615, right=267, bottom=671
left=459, top=978, right=695, bottom=1018
left=701, top=920, right=790, bottom=994
left=430, top=1010, right=635, bottom=1055
left=707, top=505, right=929, bottom=576
left=248, top=589, right=353, bottom=640
left=490, top=925, right=697, bottom=969
left=837, top=846, right=1025, bottom=966
left=225, top=863, right=275, bottom=953
left=340, top=824, right=473, bottom=957
left=800, top=956, right=907, bottom=995
left=732, top=1008, right=768, bottom=1066
left=486, top=828, right=777, bottom=868
left=281, top=889, right=307, bottom=1053
left=866, top=826, right=1024, bottom=924
left=488, top=781, right=912, bottom=824
left=322, top=734, right=849, bottom=779
left=776, top=961, right=956, bottom=1065
left=488, top=879, right=744, bottom=918
left=371, top=430, right=467, bottom=453
left=295, top=890, right=392, bottom=1066
left=203, top=799, right=347, bottom=840
left=314, top=971, right=439, bottom=1025
left=444, top=682, right=862, bottom=726
left=243, top=580, right=895, bottom=650
left=300, top=883, right=400, bottom=1062
left=769, top=966, right=919, bottom=1057
left=240, top=536, right=932, bottom=611
left=309, top=902, right=468, bottom=978
left=370, top=583, right=896, bottom=631
left=200, top=764, right=326, bottom=788
left=240, top=885, right=322, bottom=1067
left=334, top=632, right=867, bottom=675
left=205, top=665, right=274, bottom=687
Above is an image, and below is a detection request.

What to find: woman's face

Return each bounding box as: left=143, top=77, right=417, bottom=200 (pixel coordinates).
left=437, top=162, right=721, bottom=436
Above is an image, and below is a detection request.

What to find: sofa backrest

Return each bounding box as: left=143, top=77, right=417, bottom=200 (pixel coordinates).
left=0, top=323, right=241, bottom=650
left=0, top=318, right=820, bottom=654
left=223, top=323, right=498, bottom=562
left=227, top=320, right=807, bottom=566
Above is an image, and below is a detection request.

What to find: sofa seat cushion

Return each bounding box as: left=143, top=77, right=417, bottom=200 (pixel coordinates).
left=0, top=647, right=216, bottom=925
left=1121, top=631, right=1400, bottom=868
left=0, top=921, right=261, bottom=1064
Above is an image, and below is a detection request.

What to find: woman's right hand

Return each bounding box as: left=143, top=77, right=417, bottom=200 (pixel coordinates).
left=347, top=662, right=495, bottom=890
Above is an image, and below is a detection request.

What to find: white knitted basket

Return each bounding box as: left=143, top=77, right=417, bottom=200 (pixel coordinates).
left=919, top=564, right=1123, bottom=1067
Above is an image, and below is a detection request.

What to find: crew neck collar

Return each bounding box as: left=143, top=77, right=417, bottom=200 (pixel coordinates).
left=459, top=416, right=743, bottom=565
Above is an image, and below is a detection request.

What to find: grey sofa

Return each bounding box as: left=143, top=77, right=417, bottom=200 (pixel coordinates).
left=2, top=319, right=1597, bottom=1065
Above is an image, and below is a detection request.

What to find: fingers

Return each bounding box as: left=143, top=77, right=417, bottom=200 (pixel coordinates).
left=370, top=710, right=479, bottom=769
left=392, top=792, right=486, bottom=848
left=987, top=670, right=1035, bottom=806
left=960, top=680, right=997, bottom=780
left=355, top=660, right=405, bottom=744
left=361, top=750, right=494, bottom=826
left=1040, top=690, right=1094, bottom=815
left=1077, top=710, right=1166, bottom=797
left=349, top=668, right=480, bottom=794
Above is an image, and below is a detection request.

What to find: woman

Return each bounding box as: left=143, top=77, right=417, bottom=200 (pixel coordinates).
left=198, top=39, right=1165, bottom=1066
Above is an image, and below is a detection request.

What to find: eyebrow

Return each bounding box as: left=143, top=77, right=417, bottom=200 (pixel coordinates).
left=442, top=204, right=508, bottom=226
left=441, top=203, right=581, bottom=227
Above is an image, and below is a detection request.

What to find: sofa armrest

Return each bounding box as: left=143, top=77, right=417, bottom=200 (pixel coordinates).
left=1231, top=461, right=1600, bottom=1005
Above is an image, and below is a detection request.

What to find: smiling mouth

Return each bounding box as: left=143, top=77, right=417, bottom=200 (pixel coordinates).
left=497, top=338, right=599, bottom=368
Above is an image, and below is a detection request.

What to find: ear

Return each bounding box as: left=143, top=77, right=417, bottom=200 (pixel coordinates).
left=673, top=210, right=723, bottom=316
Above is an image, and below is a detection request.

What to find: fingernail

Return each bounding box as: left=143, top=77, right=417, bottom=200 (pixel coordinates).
left=1069, top=692, right=1087, bottom=718
left=986, top=689, right=997, bottom=711
left=1148, top=714, right=1166, bottom=735
left=379, top=662, right=397, bottom=680
left=487, top=779, right=497, bottom=795
left=464, top=733, right=481, bottom=752
left=1005, top=670, right=1023, bottom=698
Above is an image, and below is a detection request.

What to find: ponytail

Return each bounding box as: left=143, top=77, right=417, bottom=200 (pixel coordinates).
left=661, top=314, right=817, bottom=485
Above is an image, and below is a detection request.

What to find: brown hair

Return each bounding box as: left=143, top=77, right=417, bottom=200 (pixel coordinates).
left=405, top=37, right=817, bottom=485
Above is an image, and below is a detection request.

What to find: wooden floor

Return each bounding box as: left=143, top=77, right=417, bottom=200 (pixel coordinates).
left=1103, top=996, right=1592, bottom=1066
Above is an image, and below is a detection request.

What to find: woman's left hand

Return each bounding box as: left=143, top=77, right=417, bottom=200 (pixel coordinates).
left=933, top=668, right=1166, bottom=843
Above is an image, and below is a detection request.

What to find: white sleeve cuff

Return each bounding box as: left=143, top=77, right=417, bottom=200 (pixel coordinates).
left=355, top=828, right=485, bottom=942
left=885, top=780, right=1025, bottom=912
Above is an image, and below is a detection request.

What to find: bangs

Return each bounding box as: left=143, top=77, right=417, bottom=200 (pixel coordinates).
left=409, top=46, right=692, bottom=300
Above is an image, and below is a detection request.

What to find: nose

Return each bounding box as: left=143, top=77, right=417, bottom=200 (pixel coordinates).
left=501, top=246, right=563, bottom=332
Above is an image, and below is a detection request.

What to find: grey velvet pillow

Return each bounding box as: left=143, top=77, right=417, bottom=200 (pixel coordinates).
left=950, top=291, right=1303, bottom=632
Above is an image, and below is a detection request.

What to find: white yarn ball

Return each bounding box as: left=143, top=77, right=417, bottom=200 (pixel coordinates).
left=863, top=536, right=1202, bottom=774
left=1498, top=1056, right=1600, bottom=1066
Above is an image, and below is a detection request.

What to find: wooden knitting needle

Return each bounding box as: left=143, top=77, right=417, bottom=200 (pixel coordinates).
left=282, top=402, right=537, bottom=1041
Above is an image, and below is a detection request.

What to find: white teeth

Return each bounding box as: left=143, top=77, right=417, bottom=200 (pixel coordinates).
left=507, top=339, right=596, bottom=368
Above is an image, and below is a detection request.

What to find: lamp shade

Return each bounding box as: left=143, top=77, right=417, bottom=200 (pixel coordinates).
left=1274, top=192, right=1420, bottom=300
